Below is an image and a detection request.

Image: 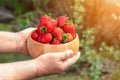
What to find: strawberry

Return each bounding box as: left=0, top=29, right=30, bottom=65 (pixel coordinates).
left=52, top=38, right=61, bottom=44
left=57, top=16, right=68, bottom=27
left=63, top=24, right=76, bottom=37
left=37, top=26, right=47, bottom=36
left=31, top=31, right=39, bottom=41
left=45, top=18, right=57, bottom=32
left=38, top=18, right=57, bottom=35
left=49, top=18, right=57, bottom=27
left=37, top=15, right=50, bottom=35
left=38, top=15, right=50, bottom=27
left=38, top=33, right=52, bottom=43
left=62, top=33, right=74, bottom=43
left=37, top=36, right=41, bottom=42
left=53, top=27, right=64, bottom=41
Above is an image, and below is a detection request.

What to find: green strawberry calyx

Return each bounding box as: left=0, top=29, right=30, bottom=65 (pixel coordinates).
left=40, top=26, right=47, bottom=33
left=62, top=33, right=70, bottom=43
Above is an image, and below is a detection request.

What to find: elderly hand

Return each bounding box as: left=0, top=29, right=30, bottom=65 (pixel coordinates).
left=17, top=28, right=36, bottom=54
left=33, top=50, right=80, bottom=77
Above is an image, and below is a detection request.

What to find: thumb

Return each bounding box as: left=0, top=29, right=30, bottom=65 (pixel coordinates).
left=21, top=28, right=36, bottom=34
left=57, top=50, right=73, bottom=60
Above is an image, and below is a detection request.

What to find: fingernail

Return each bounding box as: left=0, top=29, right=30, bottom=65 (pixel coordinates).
left=65, top=50, right=73, bottom=55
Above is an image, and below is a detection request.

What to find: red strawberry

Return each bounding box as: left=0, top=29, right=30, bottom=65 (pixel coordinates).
left=38, top=33, right=52, bottom=43
left=38, top=18, right=57, bottom=35
left=37, top=36, right=41, bottom=42
left=31, top=31, right=39, bottom=41
left=37, top=15, right=50, bottom=35
left=49, top=18, right=57, bottom=28
left=45, top=18, right=57, bottom=32
left=57, top=16, right=68, bottom=27
left=38, top=15, right=50, bottom=27
left=53, top=27, right=64, bottom=41
left=52, top=38, right=61, bottom=44
left=37, top=26, right=47, bottom=36
left=62, top=33, right=74, bottom=43
left=63, top=24, right=76, bottom=37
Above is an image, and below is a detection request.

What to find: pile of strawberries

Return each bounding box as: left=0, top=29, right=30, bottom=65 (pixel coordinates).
left=31, top=15, right=76, bottom=44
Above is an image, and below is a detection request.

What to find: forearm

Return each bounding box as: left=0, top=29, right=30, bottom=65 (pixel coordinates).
left=0, top=31, right=19, bottom=53
left=0, top=60, right=37, bottom=80
left=0, top=28, right=35, bottom=54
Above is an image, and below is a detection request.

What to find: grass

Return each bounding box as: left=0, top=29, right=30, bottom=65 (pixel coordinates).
left=0, top=52, right=32, bottom=63
left=33, top=72, right=89, bottom=80
left=0, top=23, right=13, bottom=31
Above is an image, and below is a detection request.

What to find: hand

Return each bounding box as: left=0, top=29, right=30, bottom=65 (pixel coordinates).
left=33, top=50, right=80, bottom=77
left=17, top=28, right=36, bottom=54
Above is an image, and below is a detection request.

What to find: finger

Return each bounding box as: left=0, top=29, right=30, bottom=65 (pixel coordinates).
left=27, top=27, right=36, bottom=31
left=62, top=52, right=81, bottom=68
left=23, top=28, right=36, bottom=33
left=56, top=50, right=73, bottom=60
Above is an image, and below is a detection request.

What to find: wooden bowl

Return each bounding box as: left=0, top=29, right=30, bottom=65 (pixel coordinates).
left=27, top=30, right=80, bottom=58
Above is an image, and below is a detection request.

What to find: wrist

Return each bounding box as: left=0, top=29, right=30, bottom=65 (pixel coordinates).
left=33, top=58, right=45, bottom=77
left=28, top=60, right=38, bottom=78
left=14, top=32, right=20, bottom=53
left=32, top=59, right=41, bottom=77
left=15, top=32, right=29, bottom=54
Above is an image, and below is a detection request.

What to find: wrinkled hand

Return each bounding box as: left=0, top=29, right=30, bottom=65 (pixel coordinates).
left=33, top=50, right=80, bottom=77
left=17, top=28, right=36, bottom=54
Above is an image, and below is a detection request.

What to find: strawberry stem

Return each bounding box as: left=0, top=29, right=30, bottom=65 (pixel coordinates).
left=46, top=13, right=52, bottom=18
left=41, top=26, right=47, bottom=33
left=67, top=19, right=73, bottom=24
left=62, top=34, right=68, bottom=43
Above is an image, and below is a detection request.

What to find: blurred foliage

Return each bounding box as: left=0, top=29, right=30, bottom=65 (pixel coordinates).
left=8, top=0, right=25, bottom=14
left=32, top=0, right=49, bottom=9
left=0, top=23, right=13, bottom=31
left=0, top=53, right=31, bottom=63
left=0, top=0, right=25, bottom=15
left=0, top=0, right=3, bottom=6
left=13, top=14, right=34, bottom=31
left=72, top=0, right=101, bottom=80
left=71, top=0, right=120, bottom=80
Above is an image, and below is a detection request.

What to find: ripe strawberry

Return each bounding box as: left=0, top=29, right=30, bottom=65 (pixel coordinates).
left=53, top=27, right=64, bottom=41
left=38, top=33, right=52, bottom=43
left=37, top=15, right=50, bottom=35
left=38, top=18, right=57, bottom=35
left=31, top=31, right=39, bottom=41
left=45, top=18, right=57, bottom=32
left=52, top=38, right=61, bottom=44
left=38, top=15, right=50, bottom=27
left=63, top=24, right=76, bottom=37
left=57, top=16, right=68, bottom=27
left=37, top=26, right=47, bottom=36
left=37, top=36, right=41, bottom=42
left=49, top=18, right=57, bottom=27
left=62, top=33, right=74, bottom=43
